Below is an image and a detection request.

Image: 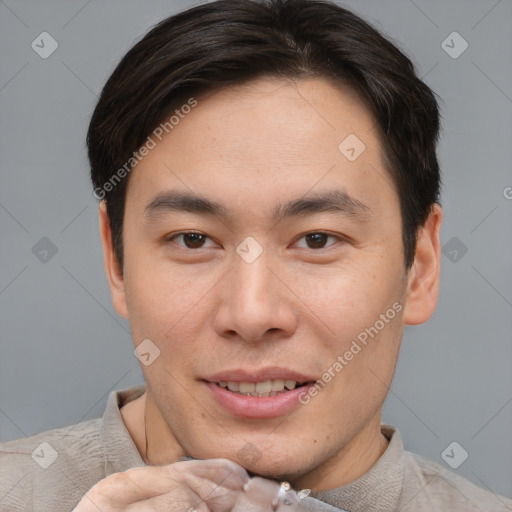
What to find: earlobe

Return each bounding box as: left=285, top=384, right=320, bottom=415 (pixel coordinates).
left=402, top=203, right=443, bottom=325
left=98, top=201, right=129, bottom=319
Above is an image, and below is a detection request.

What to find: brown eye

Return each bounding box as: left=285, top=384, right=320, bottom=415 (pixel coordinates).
left=168, top=232, right=215, bottom=249
left=182, top=233, right=206, bottom=248
left=306, top=233, right=329, bottom=249
left=296, top=232, right=340, bottom=250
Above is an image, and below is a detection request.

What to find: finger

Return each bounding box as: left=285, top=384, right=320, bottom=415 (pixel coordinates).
left=233, top=478, right=306, bottom=512
left=231, top=476, right=282, bottom=511
left=187, top=485, right=240, bottom=512
left=178, top=458, right=250, bottom=489
left=128, top=489, right=214, bottom=512
left=180, top=471, right=254, bottom=511
left=95, top=458, right=248, bottom=502
left=127, top=474, right=240, bottom=512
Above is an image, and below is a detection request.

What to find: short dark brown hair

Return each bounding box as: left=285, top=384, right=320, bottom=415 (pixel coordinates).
left=87, top=0, right=442, bottom=272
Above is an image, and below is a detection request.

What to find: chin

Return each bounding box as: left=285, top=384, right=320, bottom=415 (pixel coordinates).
left=237, top=454, right=309, bottom=484
left=189, top=434, right=316, bottom=482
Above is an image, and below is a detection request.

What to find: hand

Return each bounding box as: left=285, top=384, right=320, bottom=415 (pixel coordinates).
left=71, top=458, right=306, bottom=511
left=232, top=477, right=310, bottom=511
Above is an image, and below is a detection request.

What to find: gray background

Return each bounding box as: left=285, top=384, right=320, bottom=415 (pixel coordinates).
left=1, top=0, right=511, bottom=502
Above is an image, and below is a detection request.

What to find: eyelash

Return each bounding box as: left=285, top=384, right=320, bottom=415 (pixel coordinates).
left=165, top=231, right=344, bottom=251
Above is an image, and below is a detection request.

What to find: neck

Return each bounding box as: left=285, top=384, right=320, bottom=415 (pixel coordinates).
left=120, top=390, right=185, bottom=465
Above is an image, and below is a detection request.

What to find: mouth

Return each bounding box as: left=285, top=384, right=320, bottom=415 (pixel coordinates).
left=202, top=369, right=316, bottom=419
left=213, top=379, right=310, bottom=397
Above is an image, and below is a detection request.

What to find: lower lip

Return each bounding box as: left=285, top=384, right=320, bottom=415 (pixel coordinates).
left=205, top=381, right=314, bottom=419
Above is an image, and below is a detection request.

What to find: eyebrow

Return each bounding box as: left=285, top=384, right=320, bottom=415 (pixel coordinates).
left=143, top=189, right=372, bottom=223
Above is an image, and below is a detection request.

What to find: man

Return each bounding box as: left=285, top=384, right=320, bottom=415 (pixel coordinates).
left=1, top=0, right=511, bottom=510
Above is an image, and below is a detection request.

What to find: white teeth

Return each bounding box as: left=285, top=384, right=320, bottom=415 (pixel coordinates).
left=238, top=382, right=255, bottom=393
left=255, top=380, right=272, bottom=393
left=216, top=379, right=304, bottom=396
left=284, top=380, right=297, bottom=390
left=272, top=379, right=285, bottom=392
left=227, top=382, right=239, bottom=392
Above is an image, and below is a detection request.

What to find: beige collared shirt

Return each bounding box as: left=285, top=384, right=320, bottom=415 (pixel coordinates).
left=1, top=385, right=511, bottom=511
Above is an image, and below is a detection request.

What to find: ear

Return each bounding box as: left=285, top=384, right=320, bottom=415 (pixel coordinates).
left=98, top=201, right=129, bottom=319
left=402, top=203, right=443, bottom=325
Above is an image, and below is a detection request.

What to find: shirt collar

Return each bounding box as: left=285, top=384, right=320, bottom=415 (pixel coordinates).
left=100, top=385, right=146, bottom=474
left=308, top=425, right=405, bottom=512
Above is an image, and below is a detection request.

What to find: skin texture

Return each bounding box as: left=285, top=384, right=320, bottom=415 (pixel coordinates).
left=100, top=76, right=442, bottom=491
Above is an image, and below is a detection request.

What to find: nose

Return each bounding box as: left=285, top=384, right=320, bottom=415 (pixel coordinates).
left=213, top=247, right=299, bottom=344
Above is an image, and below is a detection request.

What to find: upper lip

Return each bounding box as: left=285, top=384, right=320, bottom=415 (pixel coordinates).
left=205, top=367, right=316, bottom=383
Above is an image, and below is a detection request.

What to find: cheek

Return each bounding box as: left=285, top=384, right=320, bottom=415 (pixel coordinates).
left=123, top=254, right=219, bottom=364
left=295, top=257, right=397, bottom=336
left=294, top=257, right=403, bottom=406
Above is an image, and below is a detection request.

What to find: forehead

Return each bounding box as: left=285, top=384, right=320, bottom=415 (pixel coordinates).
left=183, top=76, right=379, bottom=161
left=125, top=76, right=397, bottom=223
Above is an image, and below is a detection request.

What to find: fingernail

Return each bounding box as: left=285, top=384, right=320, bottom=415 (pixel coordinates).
left=280, top=481, right=291, bottom=491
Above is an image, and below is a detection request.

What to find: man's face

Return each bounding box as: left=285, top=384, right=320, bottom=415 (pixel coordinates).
left=114, top=77, right=412, bottom=483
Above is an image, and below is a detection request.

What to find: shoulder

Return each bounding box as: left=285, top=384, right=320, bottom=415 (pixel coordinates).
left=399, top=450, right=512, bottom=511
left=0, top=418, right=106, bottom=511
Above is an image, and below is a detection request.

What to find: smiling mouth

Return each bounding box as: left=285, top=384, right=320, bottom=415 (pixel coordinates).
left=211, top=379, right=310, bottom=397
